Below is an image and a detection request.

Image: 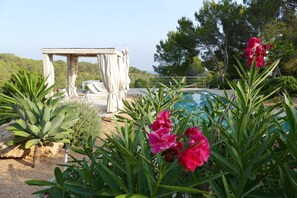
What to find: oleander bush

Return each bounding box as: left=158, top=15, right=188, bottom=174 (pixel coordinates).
left=116, top=77, right=186, bottom=124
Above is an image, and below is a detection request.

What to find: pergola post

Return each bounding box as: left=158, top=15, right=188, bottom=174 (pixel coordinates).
left=43, top=54, right=55, bottom=89
left=67, top=55, right=79, bottom=97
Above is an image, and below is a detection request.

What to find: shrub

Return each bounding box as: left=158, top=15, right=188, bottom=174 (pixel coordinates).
left=133, top=78, right=148, bottom=88
left=201, top=59, right=286, bottom=197
left=208, top=72, right=221, bottom=89
left=263, top=75, right=297, bottom=97
left=67, top=100, right=102, bottom=147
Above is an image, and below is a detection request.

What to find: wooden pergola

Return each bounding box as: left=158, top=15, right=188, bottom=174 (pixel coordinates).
left=41, top=48, right=123, bottom=97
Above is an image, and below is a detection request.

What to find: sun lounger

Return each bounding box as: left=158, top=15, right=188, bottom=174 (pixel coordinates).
left=86, top=83, right=101, bottom=94
left=93, top=82, right=107, bottom=92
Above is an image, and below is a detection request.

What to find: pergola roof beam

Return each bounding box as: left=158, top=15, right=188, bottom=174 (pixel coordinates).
left=41, top=48, right=123, bottom=57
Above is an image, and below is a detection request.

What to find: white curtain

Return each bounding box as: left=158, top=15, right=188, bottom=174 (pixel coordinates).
left=117, top=47, right=130, bottom=110
left=122, top=46, right=131, bottom=92
left=97, top=54, right=120, bottom=113
left=117, top=56, right=125, bottom=109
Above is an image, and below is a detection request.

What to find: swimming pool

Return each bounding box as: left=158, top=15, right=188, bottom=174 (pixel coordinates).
left=175, top=90, right=289, bottom=131
left=175, top=90, right=216, bottom=113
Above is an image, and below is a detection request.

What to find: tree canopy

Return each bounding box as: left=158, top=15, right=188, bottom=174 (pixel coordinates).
left=153, top=18, right=199, bottom=76
left=153, top=0, right=297, bottom=80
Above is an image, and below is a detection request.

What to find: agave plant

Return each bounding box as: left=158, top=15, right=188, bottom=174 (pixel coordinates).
left=0, top=67, right=57, bottom=125
left=7, top=96, right=79, bottom=149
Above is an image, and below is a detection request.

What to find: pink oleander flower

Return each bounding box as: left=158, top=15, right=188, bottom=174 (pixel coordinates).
left=148, top=128, right=177, bottom=154
left=244, top=37, right=272, bottom=68
left=148, top=110, right=210, bottom=172
left=162, top=141, right=183, bottom=162
left=178, top=131, right=210, bottom=172
left=247, top=37, right=261, bottom=49
left=244, top=47, right=254, bottom=59
left=255, top=56, right=264, bottom=67
left=150, top=110, right=172, bottom=131
left=185, top=127, right=202, bottom=137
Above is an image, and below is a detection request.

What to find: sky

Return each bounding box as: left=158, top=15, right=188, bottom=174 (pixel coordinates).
left=0, top=0, right=207, bottom=72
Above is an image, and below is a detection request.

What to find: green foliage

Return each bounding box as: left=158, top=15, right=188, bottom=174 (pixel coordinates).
left=154, top=0, right=297, bottom=78
left=1, top=67, right=55, bottom=101
left=0, top=54, right=43, bottom=87
left=66, top=101, right=102, bottom=147
left=153, top=25, right=199, bottom=76
left=7, top=97, right=79, bottom=148
left=195, top=0, right=251, bottom=81
left=208, top=72, right=220, bottom=89
left=201, top=58, right=297, bottom=196
left=0, top=68, right=57, bottom=125
left=116, top=78, right=186, bottom=124
left=129, top=66, right=147, bottom=74
left=187, top=57, right=206, bottom=76
left=26, top=117, right=220, bottom=197
left=129, top=66, right=155, bottom=88
left=154, top=0, right=250, bottom=79
left=244, top=0, right=283, bottom=33
left=281, top=52, right=297, bottom=75
left=207, top=71, right=230, bottom=89
left=133, top=78, right=148, bottom=88
left=261, top=18, right=297, bottom=76
left=273, top=95, right=297, bottom=197
left=263, top=76, right=297, bottom=97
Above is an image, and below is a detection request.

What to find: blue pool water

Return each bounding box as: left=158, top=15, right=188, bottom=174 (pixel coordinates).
left=175, top=91, right=216, bottom=113
left=175, top=90, right=290, bottom=132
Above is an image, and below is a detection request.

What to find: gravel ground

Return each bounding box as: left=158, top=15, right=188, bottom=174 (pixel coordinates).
left=0, top=119, right=119, bottom=198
